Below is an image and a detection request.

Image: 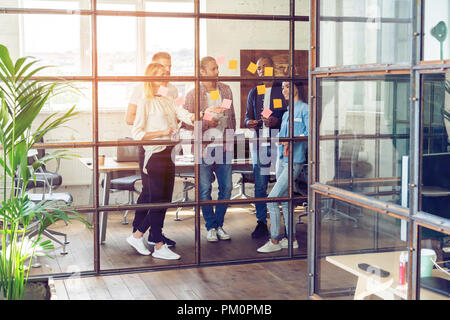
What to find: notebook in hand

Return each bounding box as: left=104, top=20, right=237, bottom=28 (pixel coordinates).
left=420, top=276, right=450, bottom=297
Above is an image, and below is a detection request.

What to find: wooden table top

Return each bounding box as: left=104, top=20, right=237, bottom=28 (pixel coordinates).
left=326, top=251, right=449, bottom=300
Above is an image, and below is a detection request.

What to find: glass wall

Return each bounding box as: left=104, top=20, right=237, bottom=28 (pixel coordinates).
left=423, top=0, right=450, bottom=61
left=318, top=0, right=413, bottom=67
left=315, top=194, right=407, bottom=300
left=311, top=0, right=450, bottom=300
left=318, top=76, right=410, bottom=206
left=0, top=1, right=309, bottom=278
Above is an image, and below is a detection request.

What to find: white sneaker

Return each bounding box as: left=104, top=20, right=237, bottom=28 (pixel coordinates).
left=152, top=244, right=180, bottom=260
left=257, top=239, right=282, bottom=253
left=207, top=228, right=218, bottom=242
left=127, top=235, right=151, bottom=256
left=217, top=227, right=231, bottom=240
left=279, top=237, right=299, bottom=249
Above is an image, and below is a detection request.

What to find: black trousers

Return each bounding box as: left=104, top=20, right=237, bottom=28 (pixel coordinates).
left=132, top=147, right=175, bottom=243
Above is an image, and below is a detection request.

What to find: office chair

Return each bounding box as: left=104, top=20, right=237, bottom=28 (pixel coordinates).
left=103, top=171, right=141, bottom=225
left=111, top=140, right=142, bottom=224
left=19, top=143, right=73, bottom=254
left=173, top=171, right=216, bottom=221
left=173, top=172, right=195, bottom=221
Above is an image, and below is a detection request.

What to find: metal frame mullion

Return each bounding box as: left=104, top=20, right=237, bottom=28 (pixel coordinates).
left=90, top=0, right=101, bottom=275
left=194, top=0, right=201, bottom=266
left=287, top=0, right=295, bottom=258
left=308, top=0, right=319, bottom=300
left=407, top=0, right=422, bottom=300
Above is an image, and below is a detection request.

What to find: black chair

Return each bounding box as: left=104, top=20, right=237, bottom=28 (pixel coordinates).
left=19, top=143, right=73, bottom=255
left=111, top=141, right=142, bottom=224
left=173, top=171, right=216, bottom=221
left=173, top=172, right=195, bottom=221
left=103, top=172, right=142, bottom=225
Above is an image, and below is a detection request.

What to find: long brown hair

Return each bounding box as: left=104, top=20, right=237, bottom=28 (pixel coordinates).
left=143, top=62, right=166, bottom=98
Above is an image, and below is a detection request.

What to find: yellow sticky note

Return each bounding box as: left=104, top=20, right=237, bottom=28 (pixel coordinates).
left=257, top=85, right=266, bottom=95
left=273, top=99, right=282, bottom=109
left=247, top=62, right=257, bottom=74
left=228, top=60, right=238, bottom=70
left=265, top=67, right=274, bottom=77
left=210, top=90, right=220, bottom=100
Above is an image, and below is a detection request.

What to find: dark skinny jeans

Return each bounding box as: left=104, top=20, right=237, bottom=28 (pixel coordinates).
left=132, top=147, right=174, bottom=243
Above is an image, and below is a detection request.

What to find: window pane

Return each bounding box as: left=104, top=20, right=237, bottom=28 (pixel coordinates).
left=421, top=73, right=450, bottom=221
left=0, top=14, right=91, bottom=76
left=96, top=0, right=194, bottom=12
left=4, top=0, right=90, bottom=10
left=423, top=0, right=450, bottom=61
left=200, top=0, right=289, bottom=15
left=200, top=20, right=290, bottom=77
left=97, top=16, right=194, bottom=76
left=418, top=225, right=450, bottom=300
left=98, top=81, right=194, bottom=141
left=315, top=194, right=408, bottom=300
left=319, top=0, right=413, bottom=67
left=296, top=0, right=310, bottom=16
left=318, top=76, right=410, bottom=206
left=26, top=147, right=95, bottom=277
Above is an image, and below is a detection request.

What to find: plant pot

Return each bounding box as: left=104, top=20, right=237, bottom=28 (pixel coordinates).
left=0, top=278, right=57, bottom=300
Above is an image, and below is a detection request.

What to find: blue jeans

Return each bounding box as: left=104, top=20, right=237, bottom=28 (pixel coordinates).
left=251, top=144, right=275, bottom=224
left=200, top=147, right=233, bottom=231
left=267, top=161, right=302, bottom=239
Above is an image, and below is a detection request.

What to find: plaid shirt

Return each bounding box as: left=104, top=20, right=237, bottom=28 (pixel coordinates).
left=184, top=82, right=236, bottom=133
left=184, top=82, right=236, bottom=156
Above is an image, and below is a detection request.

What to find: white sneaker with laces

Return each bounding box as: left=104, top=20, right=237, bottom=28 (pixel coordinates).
left=152, top=244, right=181, bottom=260
left=279, top=237, right=299, bottom=249
left=217, top=227, right=231, bottom=240
left=127, top=234, right=151, bottom=256
left=257, top=239, right=282, bottom=253
left=207, top=228, right=218, bottom=242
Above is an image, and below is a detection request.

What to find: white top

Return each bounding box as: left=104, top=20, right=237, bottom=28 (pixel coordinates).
left=129, top=83, right=178, bottom=106
left=132, top=96, right=193, bottom=173
left=261, top=87, right=272, bottom=146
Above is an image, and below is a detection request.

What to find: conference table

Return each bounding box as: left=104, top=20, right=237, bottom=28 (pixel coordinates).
left=79, top=155, right=253, bottom=243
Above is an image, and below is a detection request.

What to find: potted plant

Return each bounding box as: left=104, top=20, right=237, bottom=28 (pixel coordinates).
left=0, top=44, right=90, bottom=300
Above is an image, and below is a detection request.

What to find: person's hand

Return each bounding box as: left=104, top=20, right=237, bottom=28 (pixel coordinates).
left=205, top=105, right=228, bottom=114
left=161, top=127, right=176, bottom=136
left=207, top=118, right=220, bottom=127
left=263, top=115, right=279, bottom=128
left=281, top=142, right=289, bottom=157
left=246, top=120, right=259, bottom=129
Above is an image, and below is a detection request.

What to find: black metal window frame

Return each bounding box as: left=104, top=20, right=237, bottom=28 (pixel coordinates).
left=1, top=1, right=313, bottom=278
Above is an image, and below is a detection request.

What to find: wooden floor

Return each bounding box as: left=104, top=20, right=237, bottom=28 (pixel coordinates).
left=27, top=200, right=406, bottom=300
left=53, top=259, right=309, bottom=300
left=29, top=204, right=308, bottom=275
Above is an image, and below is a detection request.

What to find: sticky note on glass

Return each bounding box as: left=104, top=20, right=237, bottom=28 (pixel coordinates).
left=261, top=108, right=273, bottom=119
left=216, top=55, right=226, bottom=64
left=222, top=99, right=232, bottom=109
left=157, top=86, right=168, bottom=96
left=175, top=96, right=185, bottom=106
left=210, top=90, right=220, bottom=100
left=247, top=62, right=257, bottom=74
left=228, top=60, right=238, bottom=70
left=264, top=67, right=274, bottom=77
left=203, top=112, right=214, bottom=121
left=273, top=99, right=282, bottom=109
left=257, top=85, right=266, bottom=95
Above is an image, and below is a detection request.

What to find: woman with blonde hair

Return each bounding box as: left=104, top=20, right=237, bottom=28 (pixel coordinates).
left=127, top=62, right=191, bottom=260
left=128, top=62, right=224, bottom=260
